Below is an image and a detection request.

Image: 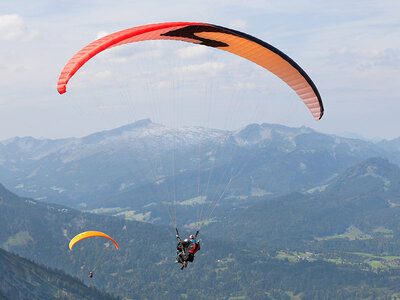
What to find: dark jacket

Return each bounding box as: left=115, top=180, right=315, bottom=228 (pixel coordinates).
left=176, top=239, right=200, bottom=262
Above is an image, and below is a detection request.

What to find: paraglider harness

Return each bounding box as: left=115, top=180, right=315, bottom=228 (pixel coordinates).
left=175, top=228, right=200, bottom=269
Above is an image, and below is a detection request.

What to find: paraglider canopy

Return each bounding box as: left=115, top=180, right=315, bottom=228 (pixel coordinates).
left=69, top=231, right=119, bottom=250
left=57, top=22, right=324, bottom=120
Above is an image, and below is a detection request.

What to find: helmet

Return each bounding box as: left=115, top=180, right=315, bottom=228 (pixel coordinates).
left=189, top=234, right=195, bottom=239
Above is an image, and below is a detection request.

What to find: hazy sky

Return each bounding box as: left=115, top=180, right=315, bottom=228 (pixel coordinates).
left=1, top=0, right=399, bottom=140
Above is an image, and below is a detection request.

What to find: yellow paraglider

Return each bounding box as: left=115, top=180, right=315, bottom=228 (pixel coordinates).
left=69, top=231, right=119, bottom=250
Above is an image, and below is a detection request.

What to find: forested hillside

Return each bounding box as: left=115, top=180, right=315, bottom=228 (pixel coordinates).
left=210, top=157, right=400, bottom=253
left=2, top=174, right=400, bottom=299
left=0, top=248, right=115, bottom=300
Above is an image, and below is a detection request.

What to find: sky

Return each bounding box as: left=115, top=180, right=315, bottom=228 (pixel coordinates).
left=0, top=0, right=399, bottom=140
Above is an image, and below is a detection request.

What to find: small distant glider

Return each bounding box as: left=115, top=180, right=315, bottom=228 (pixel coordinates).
left=69, top=231, right=119, bottom=250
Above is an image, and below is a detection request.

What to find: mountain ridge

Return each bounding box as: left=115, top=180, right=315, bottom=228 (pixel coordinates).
left=0, top=120, right=397, bottom=228
left=0, top=247, right=115, bottom=300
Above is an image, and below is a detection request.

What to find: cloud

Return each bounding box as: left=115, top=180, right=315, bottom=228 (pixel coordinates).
left=95, top=70, right=112, bottom=79
left=151, top=80, right=173, bottom=89
left=96, top=41, right=164, bottom=63
left=174, top=62, right=225, bottom=76
left=236, top=82, right=256, bottom=90
left=176, top=45, right=210, bottom=59
left=228, top=19, right=247, bottom=30
left=105, top=48, right=163, bottom=64
left=0, top=14, right=36, bottom=41
left=330, top=47, right=400, bottom=73
left=96, top=31, right=109, bottom=40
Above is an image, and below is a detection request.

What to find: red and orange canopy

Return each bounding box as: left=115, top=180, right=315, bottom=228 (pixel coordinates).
left=58, top=22, right=323, bottom=120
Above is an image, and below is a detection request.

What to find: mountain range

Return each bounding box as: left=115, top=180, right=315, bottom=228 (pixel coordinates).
left=1, top=120, right=399, bottom=230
